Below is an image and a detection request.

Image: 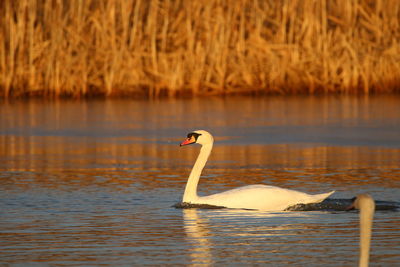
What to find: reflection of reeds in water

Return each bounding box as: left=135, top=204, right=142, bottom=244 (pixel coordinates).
left=3, top=134, right=399, bottom=199
left=2, top=135, right=400, bottom=170
left=1, top=0, right=399, bottom=97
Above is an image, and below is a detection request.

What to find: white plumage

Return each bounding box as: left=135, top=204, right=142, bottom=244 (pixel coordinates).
left=180, top=130, right=335, bottom=211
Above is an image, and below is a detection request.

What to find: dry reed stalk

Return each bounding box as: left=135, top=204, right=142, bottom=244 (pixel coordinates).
left=0, top=0, right=399, bottom=98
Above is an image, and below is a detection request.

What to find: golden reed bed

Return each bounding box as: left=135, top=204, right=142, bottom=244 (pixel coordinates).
left=1, top=0, right=399, bottom=98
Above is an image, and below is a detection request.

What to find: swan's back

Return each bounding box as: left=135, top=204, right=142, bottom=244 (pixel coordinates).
left=198, top=184, right=335, bottom=211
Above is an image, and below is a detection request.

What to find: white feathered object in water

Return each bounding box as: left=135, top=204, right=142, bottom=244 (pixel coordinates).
left=180, top=130, right=335, bottom=211
left=348, top=194, right=375, bottom=267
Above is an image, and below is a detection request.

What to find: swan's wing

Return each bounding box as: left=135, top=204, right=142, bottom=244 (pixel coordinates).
left=197, top=185, right=335, bottom=211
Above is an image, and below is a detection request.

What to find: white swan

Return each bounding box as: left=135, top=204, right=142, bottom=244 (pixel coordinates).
left=180, top=130, right=335, bottom=211
left=348, top=194, right=375, bottom=267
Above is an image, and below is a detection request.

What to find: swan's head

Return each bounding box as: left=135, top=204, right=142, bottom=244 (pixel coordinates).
left=180, top=130, right=214, bottom=146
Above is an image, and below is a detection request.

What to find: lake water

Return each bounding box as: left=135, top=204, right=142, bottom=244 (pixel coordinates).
left=0, top=96, right=399, bottom=266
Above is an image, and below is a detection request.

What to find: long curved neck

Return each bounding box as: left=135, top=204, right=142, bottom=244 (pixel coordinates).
left=358, top=198, right=375, bottom=267
left=183, top=143, right=213, bottom=203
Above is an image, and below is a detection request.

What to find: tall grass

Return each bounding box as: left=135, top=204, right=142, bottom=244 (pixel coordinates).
left=1, top=0, right=399, bottom=98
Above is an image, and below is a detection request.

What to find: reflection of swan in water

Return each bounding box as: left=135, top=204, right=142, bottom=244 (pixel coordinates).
left=347, top=194, right=375, bottom=267
left=180, top=130, right=335, bottom=211
left=182, top=209, right=306, bottom=266
left=183, top=209, right=213, bottom=266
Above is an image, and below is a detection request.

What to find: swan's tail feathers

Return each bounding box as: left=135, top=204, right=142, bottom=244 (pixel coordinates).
left=313, top=190, right=335, bottom=203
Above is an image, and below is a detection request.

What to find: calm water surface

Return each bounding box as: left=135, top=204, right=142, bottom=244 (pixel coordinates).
left=0, top=96, right=399, bottom=266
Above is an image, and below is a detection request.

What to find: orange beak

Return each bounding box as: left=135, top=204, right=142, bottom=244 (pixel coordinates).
left=180, top=136, right=196, bottom=146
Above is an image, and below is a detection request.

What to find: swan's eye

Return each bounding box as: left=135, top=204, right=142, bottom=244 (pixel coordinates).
left=187, top=132, right=201, bottom=141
